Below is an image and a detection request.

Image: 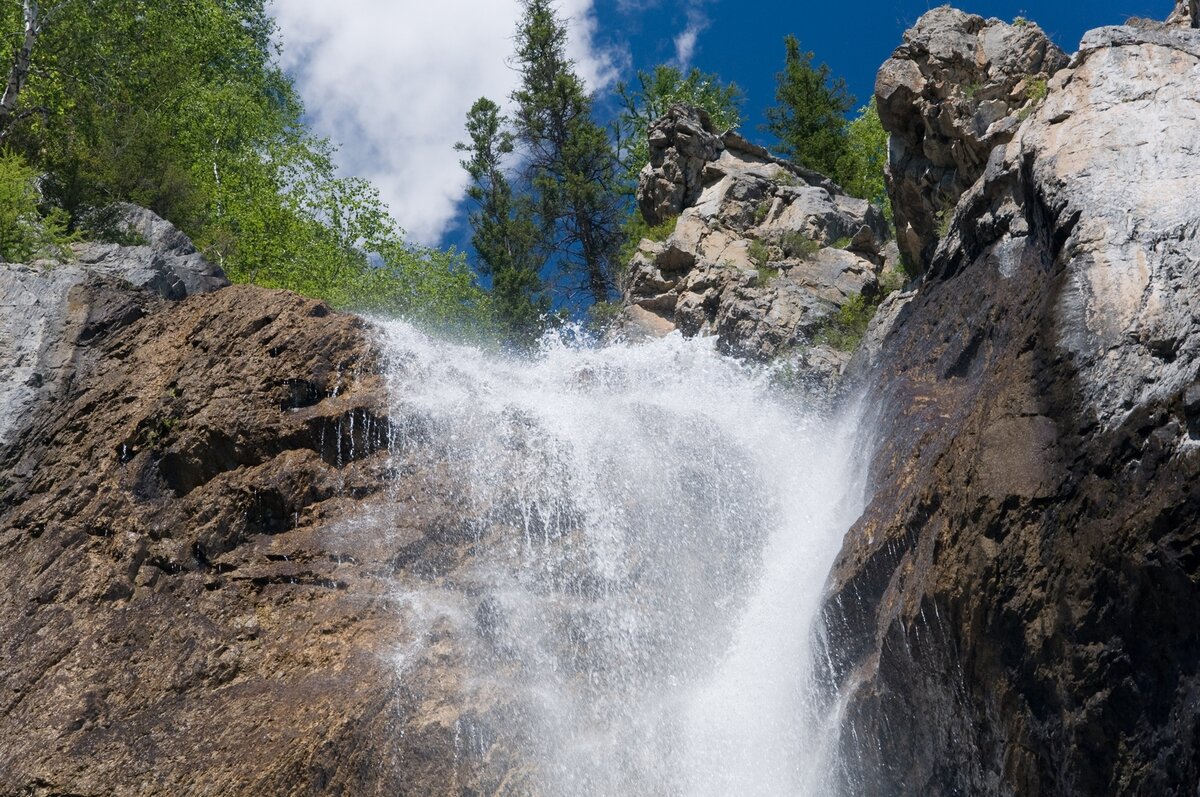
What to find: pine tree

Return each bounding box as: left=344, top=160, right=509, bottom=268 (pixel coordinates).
left=456, top=97, right=547, bottom=343
left=764, top=35, right=855, bottom=178
left=510, top=0, right=623, bottom=305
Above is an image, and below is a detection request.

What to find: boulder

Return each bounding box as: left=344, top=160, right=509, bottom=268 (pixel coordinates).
left=0, top=205, right=228, bottom=450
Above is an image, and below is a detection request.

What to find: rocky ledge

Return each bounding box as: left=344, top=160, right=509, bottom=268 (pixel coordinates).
left=0, top=213, right=507, bottom=796
left=621, top=105, right=899, bottom=383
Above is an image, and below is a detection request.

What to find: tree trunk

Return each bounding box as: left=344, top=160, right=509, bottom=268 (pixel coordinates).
left=0, top=1, right=42, bottom=131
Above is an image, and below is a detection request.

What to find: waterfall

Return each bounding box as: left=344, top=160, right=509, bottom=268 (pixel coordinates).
left=375, top=321, right=871, bottom=796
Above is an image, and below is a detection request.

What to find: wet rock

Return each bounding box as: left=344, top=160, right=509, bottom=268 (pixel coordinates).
left=825, top=16, right=1200, bottom=795
left=876, top=7, right=1068, bottom=271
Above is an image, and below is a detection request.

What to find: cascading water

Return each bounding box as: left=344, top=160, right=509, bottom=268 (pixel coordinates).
left=375, top=320, right=871, bottom=796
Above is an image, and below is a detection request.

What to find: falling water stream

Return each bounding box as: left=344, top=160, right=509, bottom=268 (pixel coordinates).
left=376, top=321, right=871, bottom=796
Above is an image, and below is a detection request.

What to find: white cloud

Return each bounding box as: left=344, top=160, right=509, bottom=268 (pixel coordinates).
left=671, top=2, right=709, bottom=69
left=270, top=0, right=618, bottom=245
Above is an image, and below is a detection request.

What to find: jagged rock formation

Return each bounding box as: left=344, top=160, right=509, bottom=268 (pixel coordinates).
left=623, top=105, right=895, bottom=374
left=825, top=10, right=1200, bottom=795
left=877, top=8, right=1069, bottom=271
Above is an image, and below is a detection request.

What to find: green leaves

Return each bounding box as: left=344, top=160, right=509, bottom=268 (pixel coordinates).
left=0, top=149, right=70, bottom=263
left=836, top=99, right=892, bottom=223
left=0, top=0, right=489, bottom=332
left=510, top=0, right=623, bottom=306
left=457, top=97, right=548, bottom=344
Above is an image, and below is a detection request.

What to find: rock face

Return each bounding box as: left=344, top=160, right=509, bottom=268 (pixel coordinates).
left=824, top=15, right=1200, bottom=795
left=624, top=105, right=895, bottom=375
left=0, top=204, right=228, bottom=449
left=1169, top=0, right=1198, bottom=26
left=877, top=8, right=1069, bottom=271
left=0, top=229, right=491, bottom=794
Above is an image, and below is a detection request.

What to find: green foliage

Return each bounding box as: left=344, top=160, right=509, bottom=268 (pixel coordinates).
left=1017, top=77, right=1049, bottom=121
left=511, top=0, right=624, bottom=305
left=764, top=35, right=855, bottom=178
left=585, top=300, right=626, bottom=334
left=813, top=267, right=908, bottom=352
left=879, top=267, right=907, bottom=297
left=748, top=239, right=771, bottom=267
left=835, top=99, right=892, bottom=223
left=617, top=64, right=743, bottom=181
left=962, top=82, right=983, bottom=99
left=754, top=200, right=771, bottom=225
left=0, top=150, right=70, bottom=262
left=1013, top=16, right=1030, bottom=27
left=779, top=231, right=819, bottom=260
left=1026, top=77, right=1049, bottom=103
left=936, top=208, right=953, bottom=239
left=0, top=0, right=485, bottom=329
left=456, top=97, right=547, bottom=344
left=617, top=211, right=678, bottom=272
left=831, top=236, right=853, bottom=249
left=815, top=294, right=874, bottom=351
left=755, top=264, right=780, bottom=286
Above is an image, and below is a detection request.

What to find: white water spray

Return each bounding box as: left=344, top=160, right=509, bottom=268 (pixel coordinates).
left=376, top=321, right=869, bottom=796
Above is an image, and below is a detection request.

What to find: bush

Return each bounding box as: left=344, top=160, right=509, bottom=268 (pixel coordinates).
left=780, top=230, right=819, bottom=260
left=748, top=238, right=771, bottom=267
left=0, top=150, right=70, bottom=263
left=815, top=293, right=874, bottom=351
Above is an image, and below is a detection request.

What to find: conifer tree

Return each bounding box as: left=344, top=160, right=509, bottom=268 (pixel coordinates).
left=510, top=0, right=623, bottom=305
left=764, top=35, right=855, bottom=178
left=456, top=97, right=547, bottom=343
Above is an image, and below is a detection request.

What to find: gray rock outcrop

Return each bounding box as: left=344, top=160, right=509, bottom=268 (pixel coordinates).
left=876, top=8, right=1069, bottom=271
left=624, top=106, right=896, bottom=379
left=1169, top=0, right=1198, bottom=26
left=0, top=205, right=228, bottom=450
left=825, top=12, right=1200, bottom=794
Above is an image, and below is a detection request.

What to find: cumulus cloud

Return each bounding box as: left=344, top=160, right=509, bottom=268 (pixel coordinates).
left=271, top=0, right=618, bottom=245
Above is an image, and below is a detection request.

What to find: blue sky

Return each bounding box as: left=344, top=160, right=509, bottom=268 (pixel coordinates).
left=272, top=0, right=1172, bottom=252
left=593, top=0, right=1168, bottom=147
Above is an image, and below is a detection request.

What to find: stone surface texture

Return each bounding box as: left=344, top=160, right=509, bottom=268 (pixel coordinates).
left=0, top=280, right=522, bottom=795
left=876, top=7, right=1069, bottom=271
left=624, top=105, right=897, bottom=378
left=824, top=15, right=1200, bottom=796
left=0, top=205, right=228, bottom=449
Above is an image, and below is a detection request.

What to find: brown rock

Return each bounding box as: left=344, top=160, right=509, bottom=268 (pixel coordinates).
left=0, top=285, right=486, bottom=795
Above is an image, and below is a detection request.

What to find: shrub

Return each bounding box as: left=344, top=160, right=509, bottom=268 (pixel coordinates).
left=756, top=264, right=780, bottom=286
left=618, top=211, right=678, bottom=267
left=748, top=238, right=771, bottom=267
left=754, top=200, right=771, bottom=224
left=815, top=293, right=874, bottom=351
left=780, top=230, right=819, bottom=260
left=1018, top=77, right=1049, bottom=121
